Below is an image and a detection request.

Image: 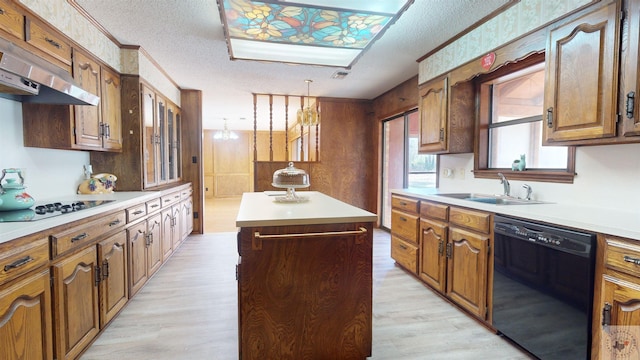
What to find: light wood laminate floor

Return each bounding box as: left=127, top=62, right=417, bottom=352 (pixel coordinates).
left=81, top=199, right=531, bottom=360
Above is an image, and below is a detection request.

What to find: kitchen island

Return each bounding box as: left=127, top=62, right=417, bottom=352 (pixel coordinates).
left=235, top=191, right=377, bottom=360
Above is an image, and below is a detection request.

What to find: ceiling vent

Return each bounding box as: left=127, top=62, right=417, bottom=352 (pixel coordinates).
left=331, top=71, right=350, bottom=80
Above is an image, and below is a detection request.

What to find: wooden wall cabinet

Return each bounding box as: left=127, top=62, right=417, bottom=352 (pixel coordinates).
left=91, top=76, right=181, bottom=190
left=620, top=0, right=640, bottom=136
left=592, top=235, right=640, bottom=359
left=543, top=0, right=620, bottom=144
left=418, top=75, right=475, bottom=154
left=22, top=49, right=122, bottom=152
left=0, top=0, right=25, bottom=41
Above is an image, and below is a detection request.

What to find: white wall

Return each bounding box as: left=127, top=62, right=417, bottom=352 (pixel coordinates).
left=438, top=145, right=640, bottom=212
left=0, top=98, right=89, bottom=200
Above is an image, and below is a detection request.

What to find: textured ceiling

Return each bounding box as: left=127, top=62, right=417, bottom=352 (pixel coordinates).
left=74, top=0, right=511, bottom=130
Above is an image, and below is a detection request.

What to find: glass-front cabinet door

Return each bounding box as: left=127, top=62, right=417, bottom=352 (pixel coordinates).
left=142, top=84, right=157, bottom=188
left=157, top=96, right=168, bottom=185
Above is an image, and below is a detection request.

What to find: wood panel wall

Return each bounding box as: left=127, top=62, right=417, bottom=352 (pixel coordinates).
left=254, top=99, right=376, bottom=213
left=204, top=130, right=288, bottom=198
left=180, top=90, right=203, bottom=234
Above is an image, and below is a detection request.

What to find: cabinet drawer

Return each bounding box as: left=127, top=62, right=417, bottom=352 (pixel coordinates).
left=391, top=209, right=419, bottom=243
left=146, top=197, right=162, bottom=214
left=25, top=18, right=72, bottom=66
left=126, top=203, right=147, bottom=223
left=449, top=207, right=490, bottom=234
left=391, top=235, right=418, bottom=273
left=51, top=211, right=126, bottom=257
left=605, top=237, right=640, bottom=278
left=420, top=201, right=448, bottom=221
left=0, top=0, right=25, bottom=40
left=391, top=195, right=419, bottom=214
left=0, top=237, right=48, bottom=286
left=161, top=191, right=181, bottom=207
left=180, top=187, right=192, bottom=198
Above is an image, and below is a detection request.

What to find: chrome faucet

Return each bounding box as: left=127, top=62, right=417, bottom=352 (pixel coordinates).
left=497, top=172, right=510, bottom=197
left=522, top=184, right=532, bottom=200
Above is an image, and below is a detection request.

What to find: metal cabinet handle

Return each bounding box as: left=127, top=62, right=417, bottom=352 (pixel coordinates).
left=627, top=91, right=635, bottom=119
left=0, top=8, right=5, bottom=15
left=546, top=107, right=553, bottom=128
left=439, top=128, right=444, bottom=141
left=132, top=210, right=144, bottom=215
left=45, top=37, right=61, bottom=49
left=399, top=217, right=407, bottom=222
left=438, top=240, right=444, bottom=255
left=602, top=302, right=612, bottom=327
left=71, top=233, right=88, bottom=242
left=109, top=219, right=121, bottom=227
left=624, top=255, right=640, bottom=265
left=253, top=227, right=367, bottom=250
left=3, top=256, right=34, bottom=272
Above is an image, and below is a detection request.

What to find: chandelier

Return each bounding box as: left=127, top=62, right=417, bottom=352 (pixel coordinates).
left=297, top=79, right=319, bottom=126
left=213, top=118, right=238, bottom=140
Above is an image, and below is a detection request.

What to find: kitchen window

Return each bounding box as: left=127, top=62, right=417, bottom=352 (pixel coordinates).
left=474, top=53, right=575, bottom=183
left=380, top=110, right=437, bottom=229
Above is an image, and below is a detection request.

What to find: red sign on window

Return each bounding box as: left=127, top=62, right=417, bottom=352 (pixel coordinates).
left=481, top=52, right=496, bottom=70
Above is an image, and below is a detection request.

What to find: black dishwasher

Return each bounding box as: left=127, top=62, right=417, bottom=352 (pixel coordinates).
left=492, top=215, right=596, bottom=360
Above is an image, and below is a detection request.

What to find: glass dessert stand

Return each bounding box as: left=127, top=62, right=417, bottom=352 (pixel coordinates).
left=271, top=162, right=310, bottom=203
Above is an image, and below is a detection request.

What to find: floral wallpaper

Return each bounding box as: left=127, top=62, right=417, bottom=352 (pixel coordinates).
left=18, top=0, right=180, bottom=106
left=419, top=0, right=591, bottom=84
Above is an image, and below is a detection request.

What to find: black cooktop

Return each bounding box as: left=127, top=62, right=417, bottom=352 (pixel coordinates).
left=0, top=200, right=115, bottom=222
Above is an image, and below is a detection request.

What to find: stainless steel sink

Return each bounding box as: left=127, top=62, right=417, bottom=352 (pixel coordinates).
left=435, top=193, right=549, bottom=205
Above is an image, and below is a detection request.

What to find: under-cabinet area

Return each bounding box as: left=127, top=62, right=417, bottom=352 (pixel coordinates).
left=0, top=183, right=193, bottom=360
left=390, top=190, right=640, bottom=360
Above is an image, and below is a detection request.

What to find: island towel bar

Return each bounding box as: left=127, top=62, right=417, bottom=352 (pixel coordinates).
left=252, top=227, right=367, bottom=249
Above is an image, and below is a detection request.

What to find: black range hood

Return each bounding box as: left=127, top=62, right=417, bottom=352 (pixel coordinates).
left=0, top=37, right=99, bottom=106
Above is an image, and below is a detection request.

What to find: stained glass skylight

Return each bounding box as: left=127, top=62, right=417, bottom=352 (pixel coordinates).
left=217, top=0, right=413, bottom=68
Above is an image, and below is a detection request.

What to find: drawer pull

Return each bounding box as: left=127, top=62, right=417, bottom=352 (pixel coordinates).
left=400, top=201, right=407, bottom=206
left=71, top=233, right=88, bottom=242
left=624, top=255, right=640, bottom=265
left=0, top=8, right=5, bottom=15
left=399, top=217, right=407, bottom=222
left=398, top=244, right=408, bottom=250
left=150, top=204, right=159, bottom=208
left=109, top=219, right=121, bottom=226
left=3, top=256, right=34, bottom=272
left=132, top=210, right=144, bottom=215
left=45, top=37, right=61, bottom=49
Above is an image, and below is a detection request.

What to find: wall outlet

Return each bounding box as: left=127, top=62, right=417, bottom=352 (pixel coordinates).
left=443, top=168, right=453, bottom=178
left=456, top=167, right=465, bottom=180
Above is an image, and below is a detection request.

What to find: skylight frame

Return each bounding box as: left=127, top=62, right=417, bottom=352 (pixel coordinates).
left=217, top=0, right=414, bottom=68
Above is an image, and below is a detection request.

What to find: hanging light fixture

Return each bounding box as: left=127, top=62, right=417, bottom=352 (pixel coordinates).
left=213, top=118, right=238, bottom=140
left=297, top=79, right=319, bottom=126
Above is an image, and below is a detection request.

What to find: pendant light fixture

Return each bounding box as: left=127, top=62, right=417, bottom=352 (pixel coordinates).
left=297, top=79, right=319, bottom=126
left=213, top=118, right=238, bottom=140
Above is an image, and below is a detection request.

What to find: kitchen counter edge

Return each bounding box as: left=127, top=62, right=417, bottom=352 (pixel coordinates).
left=392, top=188, right=640, bottom=241
left=0, top=191, right=161, bottom=244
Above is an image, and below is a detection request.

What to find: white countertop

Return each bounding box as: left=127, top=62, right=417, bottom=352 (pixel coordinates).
left=393, top=188, right=640, bottom=240
left=236, top=191, right=377, bottom=227
left=0, top=191, right=160, bottom=244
